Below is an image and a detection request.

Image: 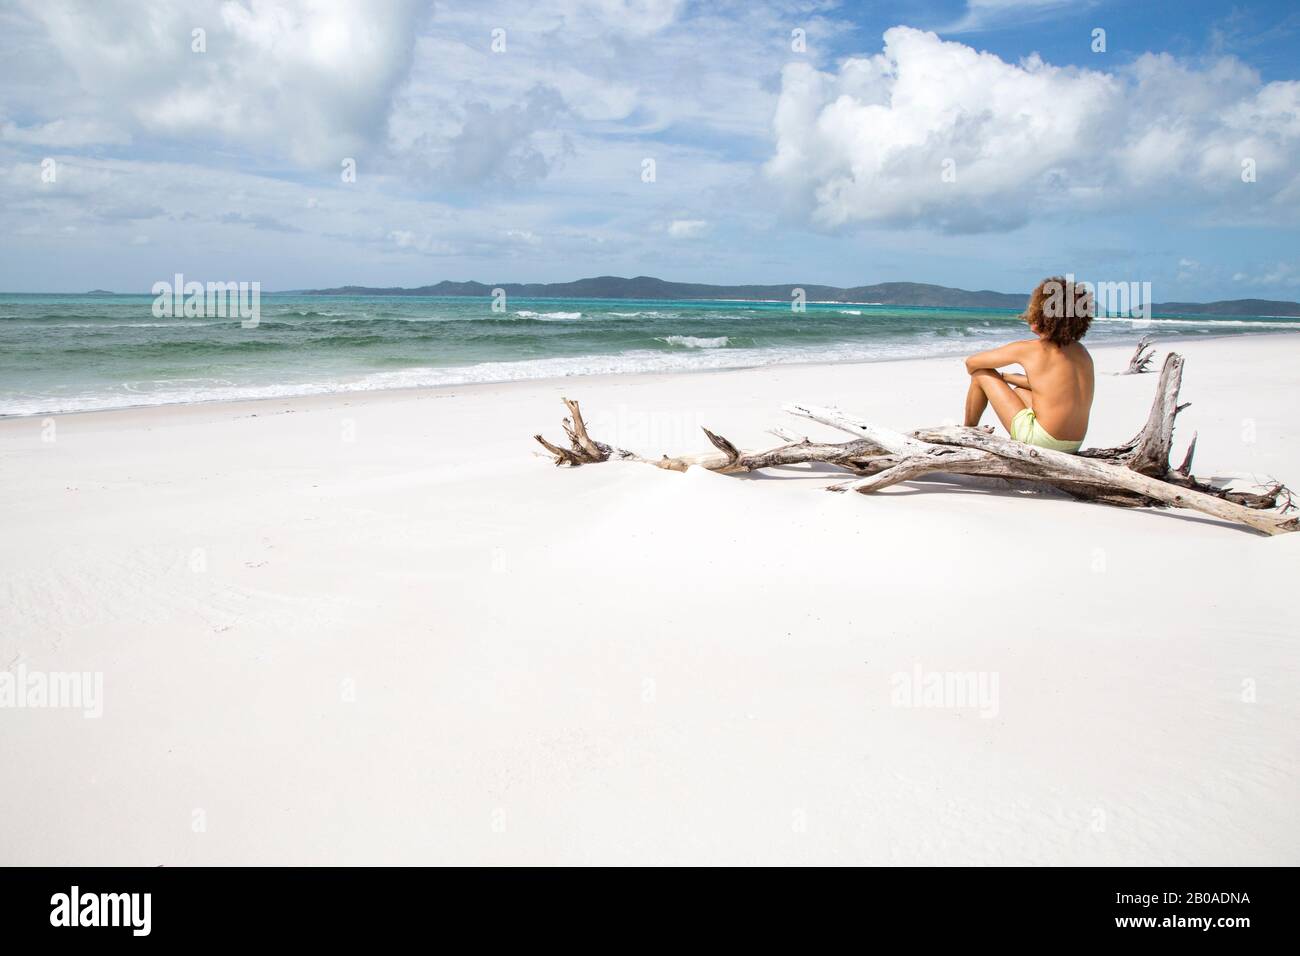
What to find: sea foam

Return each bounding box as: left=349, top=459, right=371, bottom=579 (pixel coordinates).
left=658, top=335, right=729, bottom=348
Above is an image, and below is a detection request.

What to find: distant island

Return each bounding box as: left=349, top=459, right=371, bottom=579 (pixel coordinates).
left=298, top=275, right=1300, bottom=317
left=85, top=289, right=116, bottom=296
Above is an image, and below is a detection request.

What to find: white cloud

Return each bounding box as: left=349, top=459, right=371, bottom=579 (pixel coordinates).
left=387, top=229, right=458, bottom=255
left=548, top=0, right=684, bottom=36
left=667, top=219, right=709, bottom=238
left=1, top=117, right=131, bottom=147
left=4, top=0, right=812, bottom=211
left=387, top=0, right=831, bottom=174
left=15, top=0, right=423, bottom=166
left=415, top=86, right=572, bottom=188
left=1231, top=262, right=1299, bottom=287
left=765, top=27, right=1300, bottom=234
left=943, top=0, right=1087, bottom=34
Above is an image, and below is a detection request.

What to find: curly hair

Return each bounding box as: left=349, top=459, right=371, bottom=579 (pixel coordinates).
left=1024, top=276, right=1093, bottom=346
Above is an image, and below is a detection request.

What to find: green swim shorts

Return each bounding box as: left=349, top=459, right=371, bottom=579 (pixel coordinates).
left=1010, top=408, right=1083, bottom=453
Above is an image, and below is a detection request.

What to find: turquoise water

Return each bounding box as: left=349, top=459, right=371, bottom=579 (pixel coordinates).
left=1, top=293, right=1297, bottom=416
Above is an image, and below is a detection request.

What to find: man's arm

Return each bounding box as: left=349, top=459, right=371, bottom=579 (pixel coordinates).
left=1002, top=372, right=1030, bottom=389
left=964, top=340, right=1033, bottom=375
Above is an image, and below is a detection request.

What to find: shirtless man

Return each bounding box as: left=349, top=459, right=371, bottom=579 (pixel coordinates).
left=963, top=276, right=1095, bottom=453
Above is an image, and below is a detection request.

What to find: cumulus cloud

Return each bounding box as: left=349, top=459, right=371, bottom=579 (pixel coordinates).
left=4, top=0, right=800, bottom=221
left=15, top=0, right=423, bottom=166
left=667, top=219, right=709, bottom=238
left=560, top=0, right=684, bottom=36
left=421, top=86, right=571, bottom=188
left=764, top=27, right=1300, bottom=234
left=390, top=0, right=811, bottom=156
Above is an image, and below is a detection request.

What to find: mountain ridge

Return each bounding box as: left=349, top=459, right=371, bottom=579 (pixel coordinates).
left=296, top=275, right=1300, bottom=316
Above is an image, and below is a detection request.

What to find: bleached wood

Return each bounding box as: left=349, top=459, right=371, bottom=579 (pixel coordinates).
left=536, top=403, right=887, bottom=476
left=914, top=425, right=1297, bottom=535
left=827, top=447, right=995, bottom=492
left=781, top=402, right=924, bottom=455
left=533, top=355, right=1296, bottom=536
left=562, top=396, right=605, bottom=461
left=638, top=434, right=888, bottom=475
left=1127, top=353, right=1184, bottom=475
left=1124, top=334, right=1157, bottom=374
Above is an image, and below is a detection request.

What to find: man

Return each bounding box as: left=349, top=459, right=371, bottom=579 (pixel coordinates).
left=963, top=276, right=1095, bottom=453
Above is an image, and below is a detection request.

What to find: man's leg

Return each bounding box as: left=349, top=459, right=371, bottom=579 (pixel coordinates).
left=964, top=375, right=989, bottom=426
left=965, top=369, right=1026, bottom=434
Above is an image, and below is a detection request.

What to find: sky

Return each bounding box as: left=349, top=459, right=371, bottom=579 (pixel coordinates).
left=0, top=0, right=1297, bottom=299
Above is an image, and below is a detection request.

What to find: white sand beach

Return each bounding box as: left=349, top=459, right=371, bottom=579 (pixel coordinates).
left=1, top=334, right=1297, bottom=866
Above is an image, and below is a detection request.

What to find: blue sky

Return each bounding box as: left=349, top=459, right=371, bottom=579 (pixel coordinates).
left=1, top=0, right=1297, bottom=299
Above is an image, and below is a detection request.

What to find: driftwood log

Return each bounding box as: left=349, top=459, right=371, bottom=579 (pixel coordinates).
left=1124, top=334, right=1157, bottom=374
left=533, top=353, right=1296, bottom=536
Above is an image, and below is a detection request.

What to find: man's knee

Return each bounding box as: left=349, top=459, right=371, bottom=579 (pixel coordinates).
left=970, top=368, right=1002, bottom=383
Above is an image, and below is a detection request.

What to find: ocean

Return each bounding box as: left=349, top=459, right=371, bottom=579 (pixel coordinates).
left=2, top=293, right=1297, bottom=417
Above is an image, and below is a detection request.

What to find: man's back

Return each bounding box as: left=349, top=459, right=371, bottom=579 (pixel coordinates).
left=1018, top=339, right=1094, bottom=442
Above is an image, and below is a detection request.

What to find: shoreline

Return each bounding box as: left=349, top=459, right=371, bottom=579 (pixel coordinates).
left=4, top=329, right=1297, bottom=425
